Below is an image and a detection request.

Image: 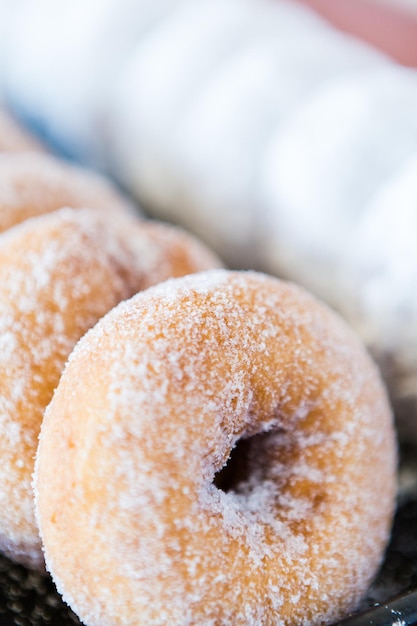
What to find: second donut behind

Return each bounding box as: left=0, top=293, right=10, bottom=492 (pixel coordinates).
left=0, top=206, right=221, bottom=570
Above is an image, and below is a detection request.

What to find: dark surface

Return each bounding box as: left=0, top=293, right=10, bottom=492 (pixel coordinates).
left=0, top=556, right=80, bottom=626
left=1, top=444, right=417, bottom=626
left=335, top=589, right=417, bottom=625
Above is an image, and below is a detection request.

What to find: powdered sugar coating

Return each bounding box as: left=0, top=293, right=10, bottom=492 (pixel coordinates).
left=0, top=151, right=136, bottom=234
left=0, top=207, right=221, bottom=570
left=35, top=270, right=396, bottom=625
left=124, top=219, right=223, bottom=290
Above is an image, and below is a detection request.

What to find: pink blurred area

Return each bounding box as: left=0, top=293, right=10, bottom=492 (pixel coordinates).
left=296, top=0, right=417, bottom=66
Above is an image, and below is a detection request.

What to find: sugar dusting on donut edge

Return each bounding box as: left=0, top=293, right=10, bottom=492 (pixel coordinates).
left=0, top=206, right=222, bottom=571
left=0, top=207, right=145, bottom=569
left=34, top=269, right=397, bottom=626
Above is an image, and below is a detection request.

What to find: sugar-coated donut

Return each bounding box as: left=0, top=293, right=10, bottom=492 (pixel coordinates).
left=0, top=151, right=135, bottom=234
left=0, top=107, right=44, bottom=153
left=122, top=219, right=223, bottom=290
left=0, top=207, right=221, bottom=570
left=35, top=270, right=396, bottom=626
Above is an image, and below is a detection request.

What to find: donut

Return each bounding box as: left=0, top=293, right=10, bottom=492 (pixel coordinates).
left=121, top=218, right=224, bottom=290
left=0, top=151, right=136, bottom=234
left=0, top=107, right=44, bottom=153
left=35, top=269, right=396, bottom=625
left=0, top=207, right=221, bottom=570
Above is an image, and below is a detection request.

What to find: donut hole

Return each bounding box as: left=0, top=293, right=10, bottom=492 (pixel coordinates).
left=213, top=431, right=279, bottom=494
left=214, top=438, right=251, bottom=493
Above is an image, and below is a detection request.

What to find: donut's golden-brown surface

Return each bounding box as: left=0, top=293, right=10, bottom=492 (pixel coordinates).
left=35, top=270, right=396, bottom=626
left=124, top=219, right=223, bottom=290
left=0, top=208, right=221, bottom=570
left=0, top=108, right=44, bottom=153
left=0, top=151, right=134, bottom=234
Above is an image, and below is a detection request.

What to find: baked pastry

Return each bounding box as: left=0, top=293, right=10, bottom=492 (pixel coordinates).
left=35, top=270, right=396, bottom=626
left=0, top=151, right=135, bottom=233
left=0, top=207, right=221, bottom=569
